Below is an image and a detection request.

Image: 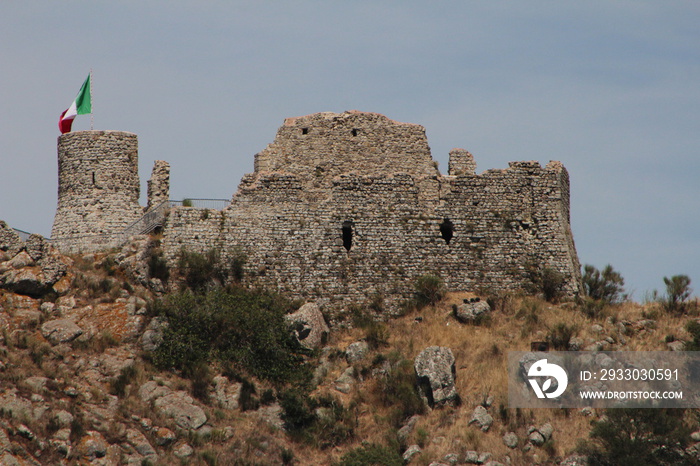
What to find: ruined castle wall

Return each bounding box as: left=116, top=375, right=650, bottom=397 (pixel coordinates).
left=51, top=131, right=143, bottom=252
left=157, top=111, right=583, bottom=318
left=162, top=163, right=582, bottom=318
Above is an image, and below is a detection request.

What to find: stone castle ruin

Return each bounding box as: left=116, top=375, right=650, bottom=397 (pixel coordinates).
left=50, top=111, right=583, bottom=315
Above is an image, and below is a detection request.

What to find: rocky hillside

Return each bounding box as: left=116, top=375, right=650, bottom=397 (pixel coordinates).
left=0, top=223, right=699, bottom=465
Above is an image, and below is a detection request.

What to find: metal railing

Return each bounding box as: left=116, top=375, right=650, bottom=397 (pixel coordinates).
left=12, top=228, right=32, bottom=241
left=170, top=198, right=230, bottom=210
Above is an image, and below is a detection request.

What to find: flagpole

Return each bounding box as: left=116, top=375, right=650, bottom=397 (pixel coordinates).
left=90, top=69, right=94, bottom=130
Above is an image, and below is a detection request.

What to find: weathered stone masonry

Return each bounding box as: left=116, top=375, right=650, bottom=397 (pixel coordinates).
left=160, top=111, right=583, bottom=317
left=51, top=131, right=169, bottom=252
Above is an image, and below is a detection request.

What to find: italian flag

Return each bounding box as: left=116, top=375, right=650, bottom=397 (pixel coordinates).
left=59, top=74, right=92, bottom=134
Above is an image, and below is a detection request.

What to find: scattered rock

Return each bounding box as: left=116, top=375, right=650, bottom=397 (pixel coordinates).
left=454, top=300, right=491, bottom=323
left=414, top=346, right=458, bottom=407
left=590, top=324, right=604, bottom=334
left=529, top=431, right=545, bottom=446
left=41, top=318, right=83, bottom=345
left=76, top=431, right=108, bottom=460
left=443, top=453, right=459, bottom=465
left=257, top=403, right=284, bottom=429
left=173, top=442, right=194, bottom=458
left=53, top=410, right=74, bottom=428
left=141, top=317, right=168, bottom=352
left=153, top=391, right=207, bottom=430
left=568, top=337, right=584, bottom=351
left=286, top=303, right=329, bottom=349
left=403, top=444, right=421, bottom=463
left=211, top=375, right=242, bottom=410
left=469, top=406, right=493, bottom=432
left=503, top=431, right=518, bottom=448
left=17, top=424, right=35, bottom=440
left=397, top=415, right=421, bottom=442
left=24, top=376, right=49, bottom=393
left=138, top=380, right=171, bottom=402
left=560, top=454, right=588, bottom=466
left=539, top=422, right=554, bottom=441
left=345, top=341, right=369, bottom=363
left=464, top=451, right=479, bottom=463
left=334, top=367, right=355, bottom=394
left=126, top=428, right=157, bottom=457
left=667, top=340, right=685, bottom=351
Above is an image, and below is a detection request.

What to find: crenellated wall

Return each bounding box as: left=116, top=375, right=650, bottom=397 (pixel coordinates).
left=161, top=111, right=583, bottom=319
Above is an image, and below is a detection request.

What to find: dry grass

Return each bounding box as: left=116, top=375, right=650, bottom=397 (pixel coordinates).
left=317, top=292, right=700, bottom=464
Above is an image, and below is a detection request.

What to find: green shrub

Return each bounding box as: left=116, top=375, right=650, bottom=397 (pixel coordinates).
left=379, top=359, right=426, bottom=427
left=178, top=249, right=222, bottom=291
left=177, top=248, right=247, bottom=291
left=547, top=322, right=578, bottom=350
left=541, top=267, right=565, bottom=302
left=279, top=389, right=316, bottom=437
left=527, top=265, right=565, bottom=302
left=365, top=322, right=389, bottom=350
left=662, top=275, right=693, bottom=314
left=229, top=247, right=247, bottom=283
left=337, top=443, right=403, bottom=466
left=579, top=296, right=606, bottom=319
left=189, top=362, right=212, bottom=403
left=152, top=287, right=311, bottom=385
left=281, top=448, right=295, bottom=465
left=147, top=248, right=170, bottom=282
left=684, top=321, right=700, bottom=351
left=581, top=408, right=693, bottom=465
left=110, top=364, right=138, bottom=398
left=582, top=264, right=625, bottom=304
left=413, top=274, right=446, bottom=309
left=280, top=390, right=355, bottom=448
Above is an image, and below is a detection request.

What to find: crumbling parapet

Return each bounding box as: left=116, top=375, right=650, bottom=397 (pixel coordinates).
left=253, top=111, right=438, bottom=184
left=147, top=160, right=171, bottom=210
left=448, top=148, right=476, bottom=176
left=0, top=221, right=22, bottom=257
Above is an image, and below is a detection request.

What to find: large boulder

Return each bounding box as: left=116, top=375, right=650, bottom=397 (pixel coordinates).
left=154, top=391, right=207, bottom=430
left=286, top=303, right=329, bottom=349
left=469, top=406, right=494, bottom=432
left=454, top=299, right=491, bottom=324
left=414, top=346, right=458, bottom=407
left=0, top=234, right=68, bottom=297
left=41, top=319, right=83, bottom=345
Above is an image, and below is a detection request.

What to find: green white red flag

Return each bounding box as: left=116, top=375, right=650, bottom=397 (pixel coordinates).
left=59, top=74, right=92, bottom=134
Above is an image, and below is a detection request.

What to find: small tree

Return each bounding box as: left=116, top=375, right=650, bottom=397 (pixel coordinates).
left=582, top=264, right=625, bottom=304
left=663, top=275, right=692, bottom=314
left=413, top=274, right=446, bottom=309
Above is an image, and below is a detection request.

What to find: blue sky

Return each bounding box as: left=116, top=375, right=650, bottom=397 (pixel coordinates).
left=1, top=2, right=698, bottom=298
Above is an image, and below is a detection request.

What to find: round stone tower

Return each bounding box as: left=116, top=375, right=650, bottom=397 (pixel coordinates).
left=51, top=131, right=143, bottom=250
